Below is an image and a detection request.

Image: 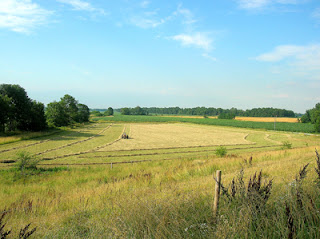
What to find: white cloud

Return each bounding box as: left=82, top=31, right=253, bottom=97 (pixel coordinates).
left=237, top=0, right=301, bottom=10
left=173, top=4, right=197, bottom=25
left=312, top=8, right=320, bottom=20
left=172, top=32, right=213, bottom=51
left=255, top=44, right=320, bottom=71
left=129, top=15, right=166, bottom=28
left=57, top=0, right=105, bottom=15
left=238, top=0, right=270, bottom=9
left=140, top=1, right=150, bottom=8
left=0, top=0, right=51, bottom=33
left=202, top=53, right=217, bottom=61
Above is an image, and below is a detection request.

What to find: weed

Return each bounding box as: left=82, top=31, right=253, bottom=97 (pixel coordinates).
left=281, top=141, right=292, bottom=149
left=215, top=146, right=227, bottom=157
left=15, top=151, right=40, bottom=172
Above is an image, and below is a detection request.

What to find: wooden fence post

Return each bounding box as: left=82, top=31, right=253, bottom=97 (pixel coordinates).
left=111, top=163, right=113, bottom=169
left=213, top=170, right=221, bottom=217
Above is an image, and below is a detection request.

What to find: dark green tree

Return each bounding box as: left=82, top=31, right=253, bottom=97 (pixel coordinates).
left=0, top=84, right=47, bottom=132
left=0, top=95, right=10, bottom=132
left=121, top=107, right=131, bottom=115
left=132, top=106, right=146, bottom=115
left=28, top=100, right=47, bottom=131
left=46, top=101, right=69, bottom=127
left=60, top=94, right=79, bottom=124
left=104, top=107, right=114, bottom=116
left=0, top=84, right=30, bottom=131
left=77, top=104, right=90, bottom=123
left=301, top=103, right=320, bottom=132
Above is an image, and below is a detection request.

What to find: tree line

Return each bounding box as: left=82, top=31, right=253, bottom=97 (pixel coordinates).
left=0, top=84, right=90, bottom=133
left=122, top=107, right=297, bottom=118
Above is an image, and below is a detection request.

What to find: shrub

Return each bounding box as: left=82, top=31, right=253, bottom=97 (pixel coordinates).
left=281, top=141, right=292, bottom=149
left=215, top=146, right=227, bottom=157
left=16, top=151, right=40, bottom=172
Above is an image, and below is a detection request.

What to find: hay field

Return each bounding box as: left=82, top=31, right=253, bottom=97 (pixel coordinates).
left=1, top=122, right=317, bottom=167
left=99, top=123, right=252, bottom=151
left=1, top=122, right=320, bottom=238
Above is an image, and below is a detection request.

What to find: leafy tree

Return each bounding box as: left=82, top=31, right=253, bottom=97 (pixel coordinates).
left=132, top=106, right=146, bottom=115
left=0, top=95, right=10, bottom=132
left=0, top=84, right=47, bottom=132
left=0, top=84, right=30, bottom=131
left=104, top=107, right=114, bottom=116
left=46, top=101, right=69, bottom=127
left=301, top=103, right=320, bottom=132
left=77, top=104, right=90, bottom=123
left=46, top=95, right=90, bottom=127
left=28, top=100, right=47, bottom=131
left=121, top=107, right=131, bottom=115
left=60, top=94, right=79, bottom=124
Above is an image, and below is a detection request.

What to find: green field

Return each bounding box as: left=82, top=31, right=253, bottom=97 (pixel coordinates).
left=93, top=115, right=315, bottom=133
left=0, top=121, right=320, bottom=238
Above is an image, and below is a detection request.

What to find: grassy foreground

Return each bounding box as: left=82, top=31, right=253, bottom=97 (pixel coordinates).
left=93, top=115, right=315, bottom=133
left=0, top=122, right=320, bottom=238
left=1, top=148, right=320, bottom=238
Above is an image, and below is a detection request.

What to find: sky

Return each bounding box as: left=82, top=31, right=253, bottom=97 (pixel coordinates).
left=0, top=0, right=320, bottom=113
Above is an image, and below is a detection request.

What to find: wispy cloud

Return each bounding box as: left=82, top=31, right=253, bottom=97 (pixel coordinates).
left=0, top=0, right=52, bottom=33
left=237, top=0, right=301, bottom=10
left=57, top=0, right=105, bottom=15
left=129, top=14, right=166, bottom=29
left=255, top=43, right=320, bottom=82
left=140, top=1, right=150, bottom=9
left=172, top=32, right=213, bottom=51
left=202, top=53, right=217, bottom=61
left=173, top=4, right=197, bottom=25
left=255, top=44, right=320, bottom=70
left=312, top=8, right=320, bottom=21
left=237, top=0, right=270, bottom=9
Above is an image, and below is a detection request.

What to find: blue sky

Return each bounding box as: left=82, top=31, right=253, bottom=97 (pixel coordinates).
left=0, top=0, right=320, bottom=113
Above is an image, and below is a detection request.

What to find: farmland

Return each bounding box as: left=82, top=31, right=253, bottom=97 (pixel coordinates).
left=0, top=121, right=320, bottom=238
left=93, top=115, right=314, bottom=133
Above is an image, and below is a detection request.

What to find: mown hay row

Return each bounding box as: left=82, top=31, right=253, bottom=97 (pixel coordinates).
left=35, top=124, right=113, bottom=156
left=0, top=139, right=51, bottom=154
left=41, top=124, right=125, bottom=161
left=96, top=141, right=257, bottom=153
left=79, top=144, right=280, bottom=159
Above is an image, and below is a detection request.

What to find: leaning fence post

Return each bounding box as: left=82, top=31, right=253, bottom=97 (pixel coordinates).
left=213, top=170, right=221, bottom=217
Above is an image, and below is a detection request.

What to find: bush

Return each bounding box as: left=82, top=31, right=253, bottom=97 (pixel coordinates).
left=215, top=146, right=227, bottom=157
left=281, top=141, right=292, bottom=149
left=16, top=151, right=40, bottom=172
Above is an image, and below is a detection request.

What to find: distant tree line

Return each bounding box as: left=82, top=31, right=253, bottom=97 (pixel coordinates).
left=300, top=103, right=320, bottom=132
left=120, top=106, right=147, bottom=115
left=134, top=107, right=296, bottom=118
left=0, top=84, right=90, bottom=133
left=91, top=107, right=114, bottom=117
